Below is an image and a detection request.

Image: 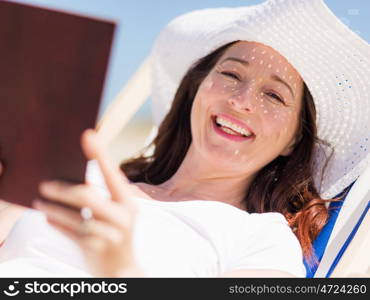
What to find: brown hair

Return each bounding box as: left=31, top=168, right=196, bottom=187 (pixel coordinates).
left=121, top=42, right=338, bottom=265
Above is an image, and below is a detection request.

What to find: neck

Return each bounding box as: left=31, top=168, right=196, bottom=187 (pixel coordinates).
left=157, top=145, right=255, bottom=210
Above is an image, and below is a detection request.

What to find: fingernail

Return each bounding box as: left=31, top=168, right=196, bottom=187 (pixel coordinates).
left=86, top=128, right=96, bottom=138
left=39, top=181, right=52, bottom=193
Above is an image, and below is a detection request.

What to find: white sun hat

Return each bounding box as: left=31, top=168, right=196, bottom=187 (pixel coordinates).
left=150, top=0, right=370, bottom=200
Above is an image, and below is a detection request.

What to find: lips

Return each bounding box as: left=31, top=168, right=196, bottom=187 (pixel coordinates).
left=211, top=114, right=255, bottom=142
left=216, top=113, right=255, bottom=135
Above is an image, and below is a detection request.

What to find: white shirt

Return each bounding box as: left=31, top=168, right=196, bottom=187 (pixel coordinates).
left=0, top=161, right=306, bottom=277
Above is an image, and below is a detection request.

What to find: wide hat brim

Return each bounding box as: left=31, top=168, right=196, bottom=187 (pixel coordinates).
left=150, top=0, right=370, bottom=199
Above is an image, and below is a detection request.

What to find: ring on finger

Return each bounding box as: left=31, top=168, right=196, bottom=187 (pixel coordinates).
left=78, top=207, right=93, bottom=235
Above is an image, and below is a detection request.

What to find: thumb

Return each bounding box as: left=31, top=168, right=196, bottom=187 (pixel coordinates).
left=81, top=128, right=101, bottom=160
left=80, top=128, right=131, bottom=201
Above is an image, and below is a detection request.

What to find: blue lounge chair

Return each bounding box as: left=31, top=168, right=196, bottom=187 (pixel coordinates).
left=305, top=164, right=370, bottom=277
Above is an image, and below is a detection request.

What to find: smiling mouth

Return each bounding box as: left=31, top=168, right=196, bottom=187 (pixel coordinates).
left=211, top=115, right=255, bottom=141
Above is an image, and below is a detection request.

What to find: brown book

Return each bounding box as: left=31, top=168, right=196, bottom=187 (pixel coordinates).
left=0, top=1, right=115, bottom=207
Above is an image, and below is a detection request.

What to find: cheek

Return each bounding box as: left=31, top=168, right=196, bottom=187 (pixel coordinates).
left=260, top=107, right=298, bottom=138
left=202, top=78, right=214, bottom=91
left=193, top=87, right=212, bottom=115
left=190, top=86, right=214, bottom=138
left=204, top=73, right=240, bottom=94
left=195, top=75, right=232, bottom=113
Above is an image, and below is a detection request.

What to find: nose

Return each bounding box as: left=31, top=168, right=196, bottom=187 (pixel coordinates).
left=227, top=85, right=256, bottom=113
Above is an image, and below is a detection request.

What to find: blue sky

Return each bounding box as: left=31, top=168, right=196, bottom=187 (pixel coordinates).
left=9, top=0, right=370, bottom=120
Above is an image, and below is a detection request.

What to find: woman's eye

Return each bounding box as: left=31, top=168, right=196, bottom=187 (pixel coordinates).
left=266, top=92, right=285, bottom=104
left=220, top=71, right=240, bottom=81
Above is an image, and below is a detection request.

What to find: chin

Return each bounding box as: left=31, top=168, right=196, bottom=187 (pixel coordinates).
left=204, top=144, right=244, bottom=167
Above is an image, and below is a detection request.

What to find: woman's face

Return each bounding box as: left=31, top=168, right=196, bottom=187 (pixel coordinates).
left=190, top=41, right=304, bottom=175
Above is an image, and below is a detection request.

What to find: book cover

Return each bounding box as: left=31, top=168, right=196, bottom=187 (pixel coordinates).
left=0, top=1, right=115, bottom=207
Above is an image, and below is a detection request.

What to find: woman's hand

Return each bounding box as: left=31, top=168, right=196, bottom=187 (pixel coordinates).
left=33, top=129, right=147, bottom=277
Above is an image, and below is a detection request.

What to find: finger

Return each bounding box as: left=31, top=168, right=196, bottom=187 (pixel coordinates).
left=35, top=183, right=135, bottom=229
left=47, top=217, right=81, bottom=245
left=43, top=205, right=125, bottom=246
left=81, top=129, right=132, bottom=202
left=34, top=199, right=82, bottom=230
left=39, top=180, right=104, bottom=211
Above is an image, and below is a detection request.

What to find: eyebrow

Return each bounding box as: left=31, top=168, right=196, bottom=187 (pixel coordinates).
left=271, top=74, right=295, bottom=98
left=220, top=57, right=250, bottom=66
left=220, top=57, right=295, bottom=98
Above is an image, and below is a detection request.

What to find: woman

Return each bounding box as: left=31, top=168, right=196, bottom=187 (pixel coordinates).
left=34, top=40, right=309, bottom=277
left=1, top=0, right=369, bottom=277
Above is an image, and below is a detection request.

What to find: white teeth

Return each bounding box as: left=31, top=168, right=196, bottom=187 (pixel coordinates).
left=215, top=117, right=252, bottom=137
left=220, top=127, right=239, bottom=136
